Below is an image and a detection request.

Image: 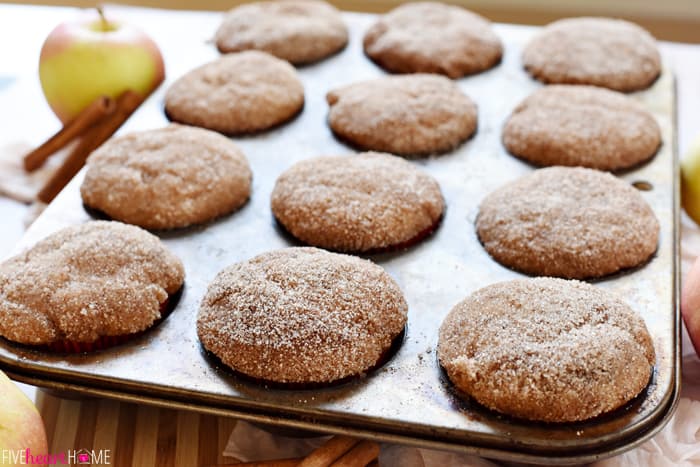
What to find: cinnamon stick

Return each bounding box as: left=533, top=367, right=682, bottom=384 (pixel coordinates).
left=24, top=95, right=115, bottom=172
left=37, top=90, right=142, bottom=204
left=208, top=459, right=301, bottom=467
left=298, top=436, right=358, bottom=467
left=206, top=436, right=376, bottom=467
left=328, top=441, right=379, bottom=467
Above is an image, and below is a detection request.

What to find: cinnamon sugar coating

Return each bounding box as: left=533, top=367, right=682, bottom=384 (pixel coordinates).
left=215, top=0, right=348, bottom=64
left=197, top=247, right=407, bottom=384
left=81, top=124, right=252, bottom=230
left=327, top=74, right=477, bottom=156
left=363, top=2, right=502, bottom=78
left=503, top=85, right=661, bottom=171
left=476, top=167, right=659, bottom=279
left=0, top=221, right=184, bottom=345
left=271, top=152, right=445, bottom=252
left=522, top=17, right=661, bottom=92
left=164, top=51, right=304, bottom=134
left=438, top=278, right=655, bottom=423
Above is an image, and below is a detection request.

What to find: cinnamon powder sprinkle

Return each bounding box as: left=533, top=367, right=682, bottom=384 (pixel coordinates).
left=438, top=278, right=655, bottom=423
left=271, top=152, right=445, bottom=252
left=476, top=166, right=659, bottom=279
left=81, top=124, right=252, bottom=230
left=503, top=85, right=661, bottom=171
left=197, top=247, right=408, bottom=384
left=326, top=74, right=477, bottom=157
left=0, top=221, right=184, bottom=345
left=522, top=17, right=661, bottom=92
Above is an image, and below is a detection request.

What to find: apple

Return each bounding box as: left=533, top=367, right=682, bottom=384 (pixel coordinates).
left=39, top=8, right=165, bottom=124
left=681, top=135, right=700, bottom=225
left=682, top=255, right=700, bottom=357
left=0, top=371, right=48, bottom=467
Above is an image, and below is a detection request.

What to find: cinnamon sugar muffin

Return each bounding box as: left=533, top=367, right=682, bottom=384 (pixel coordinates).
left=364, top=2, right=502, bottom=78
left=503, top=85, right=661, bottom=171
left=522, top=17, right=661, bottom=92
left=0, top=221, right=184, bottom=352
left=438, top=278, right=655, bottom=423
left=327, top=74, right=477, bottom=156
left=271, top=152, right=445, bottom=253
left=81, top=124, right=252, bottom=230
left=476, top=167, right=659, bottom=279
left=164, top=51, right=304, bottom=134
left=215, top=0, right=348, bottom=65
left=197, top=247, right=407, bottom=385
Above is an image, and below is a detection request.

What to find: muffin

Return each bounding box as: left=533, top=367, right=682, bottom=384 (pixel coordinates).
left=363, top=2, right=502, bottom=78
left=197, top=247, right=407, bottom=386
left=164, top=51, right=304, bottom=135
left=522, top=17, right=661, bottom=92
left=271, top=152, right=445, bottom=253
left=438, top=278, right=655, bottom=422
left=327, top=74, right=477, bottom=156
left=0, top=221, right=185, bottom=352
left=81, top=124, right=252, bottom=230
left=502, top=85, right=661, bottom=171
left=215, top=0, right=348, bottom=64
left=476, top=167, right=659, bottom=279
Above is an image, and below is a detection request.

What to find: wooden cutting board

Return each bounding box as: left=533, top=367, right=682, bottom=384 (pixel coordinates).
left=36, top=389, right=239, bottom=467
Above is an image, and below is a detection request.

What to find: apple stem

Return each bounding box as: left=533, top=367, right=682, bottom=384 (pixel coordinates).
left=96, top=5, right=109, bottom=32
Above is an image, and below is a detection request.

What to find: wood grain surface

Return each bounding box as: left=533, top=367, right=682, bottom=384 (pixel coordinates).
left=36, top=389, right=239, bottom=467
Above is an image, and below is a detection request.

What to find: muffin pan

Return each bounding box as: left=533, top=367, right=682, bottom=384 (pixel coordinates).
left=0, top=13, right=679, bottom=464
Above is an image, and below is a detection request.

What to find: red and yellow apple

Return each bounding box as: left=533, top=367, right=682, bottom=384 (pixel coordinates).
left=0, top=371, right=48, bottom=467
left=39, top=9, right=165, bottom=124
left=682, top=135, right=700, bottom=225
left=683, top=255, right=700, bottom=357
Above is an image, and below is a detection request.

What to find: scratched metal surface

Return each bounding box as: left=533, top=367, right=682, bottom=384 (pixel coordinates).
left=0, top=13, right=678, bottom=463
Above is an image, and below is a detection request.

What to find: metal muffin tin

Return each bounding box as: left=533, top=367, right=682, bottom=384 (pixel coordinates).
left=0, top=13, right=679, bottom=464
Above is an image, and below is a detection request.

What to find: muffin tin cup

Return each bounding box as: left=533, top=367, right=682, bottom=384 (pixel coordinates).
left=0, top=13, right=679, bottom=464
